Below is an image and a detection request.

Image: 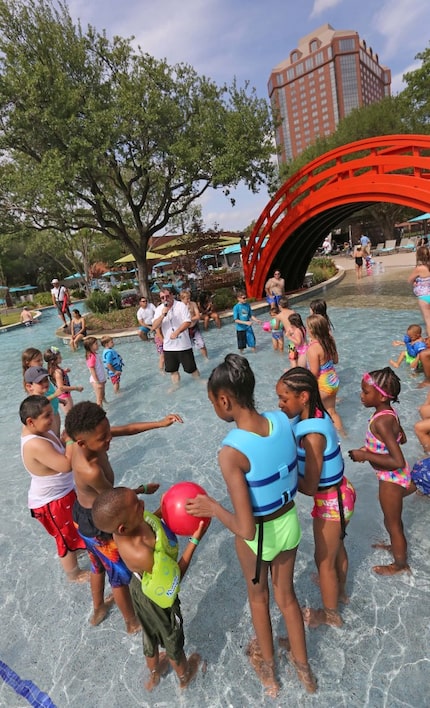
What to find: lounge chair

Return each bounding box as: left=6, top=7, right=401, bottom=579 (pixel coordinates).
left=373, top=242, right=385, bottom=255
left=398, top=238, right=416, bottom=251
left=379, top=239, right=397, bottom=255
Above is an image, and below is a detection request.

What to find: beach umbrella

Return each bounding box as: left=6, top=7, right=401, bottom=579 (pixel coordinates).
left=162, top=249, right=187, bottom=258
left=154, top=260, right=172, bottom=268
left=408, top=213, right=430, bottom=222
left=115, top=250, right=162, bottom=263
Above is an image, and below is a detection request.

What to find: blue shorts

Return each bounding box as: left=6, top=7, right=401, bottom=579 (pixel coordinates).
left=237, top=327, right=256, bottom=350
left=419, top=295, right=430, bottom=304
left=139, top=325, right=150, bottom=333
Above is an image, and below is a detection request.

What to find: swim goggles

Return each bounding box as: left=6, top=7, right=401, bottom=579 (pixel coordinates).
left=362, top=372, right=394, bottom=399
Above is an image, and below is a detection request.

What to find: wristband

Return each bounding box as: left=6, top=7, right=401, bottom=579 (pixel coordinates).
left=65, top=440, right=74, bottom=446
left=188, top=537, right=199, bottom=546
left=142, top=484, right=148, bottom=493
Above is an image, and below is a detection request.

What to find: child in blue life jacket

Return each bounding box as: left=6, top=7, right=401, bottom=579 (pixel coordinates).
left=101, top=336, right=124, bottom=394
left=92, top=486, right=205, bottom=691
left=276, top=367, right=355, bottom=629
left=390, top=323, right=426, bottom=371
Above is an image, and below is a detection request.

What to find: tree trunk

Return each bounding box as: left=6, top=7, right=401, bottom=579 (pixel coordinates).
left=136, top=258, right=151, bottom=299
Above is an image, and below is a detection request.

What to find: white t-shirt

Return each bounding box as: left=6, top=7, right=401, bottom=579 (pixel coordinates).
left=51, top=285, right=66, bottom=302
left=153, top=300, right=192, bottom=351
left=137, top=303, right=156, bottom=326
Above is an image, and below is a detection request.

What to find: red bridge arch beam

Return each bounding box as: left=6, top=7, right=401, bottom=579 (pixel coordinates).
left=243, top=134, right=430, bottom=298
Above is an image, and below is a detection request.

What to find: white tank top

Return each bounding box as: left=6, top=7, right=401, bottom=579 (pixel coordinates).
left=21, top=432, right=75, bottom=508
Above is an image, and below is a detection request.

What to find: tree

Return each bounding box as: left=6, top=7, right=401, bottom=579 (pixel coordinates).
left=401, top=45, right=430, bottom=130
left=0, top=0, right=275, bottom=296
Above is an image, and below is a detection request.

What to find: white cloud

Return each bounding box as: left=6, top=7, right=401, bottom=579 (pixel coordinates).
left=373, top=0, right=429, bottom=62
left=310, top=0, right=343, bottom=18
left=390, top=60, right=422, bottom=95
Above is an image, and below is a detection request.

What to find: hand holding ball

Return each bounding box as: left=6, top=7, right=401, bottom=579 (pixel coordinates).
left=262, top=321, right=271, bottom=332
left=161, top=482, right=211, bottom=536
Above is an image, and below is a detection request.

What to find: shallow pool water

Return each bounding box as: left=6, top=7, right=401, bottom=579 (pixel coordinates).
left=1, top=301, right=429, bottom=708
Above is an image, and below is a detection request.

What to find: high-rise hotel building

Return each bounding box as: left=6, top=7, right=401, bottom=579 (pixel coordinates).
left=269, top=24, right=391, bottom=163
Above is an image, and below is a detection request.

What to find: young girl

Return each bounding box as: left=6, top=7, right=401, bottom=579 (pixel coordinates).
left=276, top=368, right=355, bottom=628
left=287, top=313, right=307, bottom=367
left=83, top=337, right=106, bottom=407
left=70, top=309, right=87, bottom=351
left=269, top=304, right=284, bottom=352
left=22, top=348, right=63, bottom=436
left=349, top=368, right=416, bottom=575
left=306, top=314, right=345, bottom=435
left=185, top=354, right=316, bottom=697
left=44, top=346, right=83, bottom=414
left=309, top=299, right=334, bottom=331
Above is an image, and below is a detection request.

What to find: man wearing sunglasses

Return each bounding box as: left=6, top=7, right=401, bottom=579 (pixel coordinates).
left=151, top=289, right=200, bottom=385
left=137, top=297, right=156, bottom=341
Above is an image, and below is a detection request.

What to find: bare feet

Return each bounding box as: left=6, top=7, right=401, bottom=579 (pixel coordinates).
left=144, top=653, right=169, bottom=691
left=90, top=594, right=115, bottom=626
left=389, top=359, right=400, bottom=368
left=372, top=563, right=411, bottom=576
left=281, top=641, right=317, bottom=694
left=179, top=653, right=201, bottom=689
left=372, top=541, right=392, bottom=552
left=125, top=617, right=142, bottom=634
left=245, top=638, right=279, bottom=698
left=66, top=568, right=90, bottom=584
left=302, top=606, right=343, bottom=628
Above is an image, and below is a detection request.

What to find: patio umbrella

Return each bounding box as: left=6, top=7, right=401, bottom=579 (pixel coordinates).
left=115, top=250, right=162, bottom=263
left=154, top=260, right=172, bottom=268
left=408, top=213, right=430, bottom=222
left=162, top=249, right=187, bottom=258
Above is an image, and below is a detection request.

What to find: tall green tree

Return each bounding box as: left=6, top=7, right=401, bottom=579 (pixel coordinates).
left=401, top=45, right=430, bottom=130
left=0, top=0, right=275, bottom=295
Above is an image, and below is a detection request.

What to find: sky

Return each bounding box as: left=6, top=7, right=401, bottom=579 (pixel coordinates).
left=67, top=0, right=430, bottom=232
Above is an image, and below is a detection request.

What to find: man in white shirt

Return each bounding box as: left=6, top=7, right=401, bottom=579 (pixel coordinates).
left=51, top=278, right=72, bottom=328
left=136, top=297, right=156, bottom=341
left=151, top=288, right=200, bottom=384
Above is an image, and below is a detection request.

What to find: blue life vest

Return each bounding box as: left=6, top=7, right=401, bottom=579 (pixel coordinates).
left=102, top=348, right=124, bottom=376
left=403, top=334, right=427, bottom=358
left=222, top=410, right=298, bottom=516
left=292, top=413, right=344, bottom=487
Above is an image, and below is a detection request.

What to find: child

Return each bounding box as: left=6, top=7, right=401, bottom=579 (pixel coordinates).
left=185, top=354, right=316, bottom=697
left=306, top=314, right=345, bottom=435
left=232, top=291, right=262, bottom=353
left=65, top=401, right=183, bottom=631
left=180, top=290, right=208, bottom=359
left=70, top=309, right=87, bottom=351
left=414, top=389, right=430, bottom=452
left=389, top=324, right=426, bottom=370
left=268, top=303, right=284, bottom=352
left=20, top=395, right=88, bottom=583
left=153, top=326, right=165, bottom=372
left=277, top=296, right=295, bottom=330
left=286, top=313, right=308, bottom=368
left=101, top=336, right=124, bottom=394
left=22, top=349, right=63, bottom=437
left=276, top=368, right=355, bottom=628
left=44, top=346, right=84, bottom=414
left=348, top=367, right=416, bottom=575
left=92, top=487, right=204, bottom=691
left=309, top=299, right=334, bottom=331
left=84, top=337, right=106, bottom=407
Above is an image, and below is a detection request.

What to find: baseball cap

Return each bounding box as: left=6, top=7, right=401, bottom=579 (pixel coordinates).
left=24, top=367, right=49, bottom=384
left=51, top=278, right=59, bottom=284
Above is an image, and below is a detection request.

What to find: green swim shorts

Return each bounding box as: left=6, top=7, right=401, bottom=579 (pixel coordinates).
left=245, top=503, right=301, bottom=561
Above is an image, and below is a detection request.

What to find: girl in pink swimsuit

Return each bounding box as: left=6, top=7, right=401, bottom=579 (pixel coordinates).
left=348, top=367, right=416, bottom=576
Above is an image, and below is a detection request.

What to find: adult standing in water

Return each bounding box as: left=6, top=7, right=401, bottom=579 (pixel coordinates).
left=265, top=269, right=285, bottom=306
left=408, top=245, right=430, bottom=337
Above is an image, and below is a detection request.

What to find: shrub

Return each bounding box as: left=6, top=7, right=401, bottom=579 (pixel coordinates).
left=71, top=288, right=86, bottom=299
left=86, top=290, right=112, bottom=314
left=211, top=287, right=238, bottom=311
left=109, top=287, right=123, bottom=310
left=34, top=292, right=53, bottom=307
left=309, top=257, right=337, bottom=285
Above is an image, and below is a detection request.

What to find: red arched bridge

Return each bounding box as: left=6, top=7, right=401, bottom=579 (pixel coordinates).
left=242, top=134, right=430, bottom=298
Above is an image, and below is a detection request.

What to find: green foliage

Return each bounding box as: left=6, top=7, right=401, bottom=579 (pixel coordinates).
left=211, top=287, right=239, bottom=310
left=401, top=46, right=430, bottom=130
left=109, top=287, right=122, bottom=310
left=85, top=290, right=112, bottom=314
left=71, top=288, right=86, bottom=299
left=309, top=258, right=337, bottom=285
left=34, top=291, right=54, bottom=307
left=0, top=0, right=275, bottom=296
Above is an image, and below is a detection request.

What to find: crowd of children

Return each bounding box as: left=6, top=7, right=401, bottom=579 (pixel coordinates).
left=16, top=290, right=430, bottom=698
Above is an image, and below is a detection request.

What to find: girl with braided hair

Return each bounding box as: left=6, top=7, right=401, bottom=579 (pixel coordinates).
left=349, top=367, right=416, bottom=576
left=186, top=354, right=316, bottom=697
left=276, top=367, right=355, bottom=628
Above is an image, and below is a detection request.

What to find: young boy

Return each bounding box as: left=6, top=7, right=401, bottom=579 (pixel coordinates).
left=390, top=324, right=427, bottom=370
left=20, top=395, right=89, bottom=583
left=24, top=365, right=64, bottom=438
left=232, top=290, right=262, bottom=353
left=65, top=401, right=183, bottom=632
left=101, top=336, right=124, bottom=394
left=92, top=486, right=204, bottom=691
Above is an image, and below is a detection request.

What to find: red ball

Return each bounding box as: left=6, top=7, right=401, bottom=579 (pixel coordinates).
left=161, top=481, right=210, bottom=536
